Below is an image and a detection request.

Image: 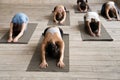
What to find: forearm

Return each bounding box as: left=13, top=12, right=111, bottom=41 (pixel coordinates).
left=15, top=31, right=24, bottom=39
left=115, top=8, right=120, bottom=19
left=41, top=44, right=46, bottom=62
left=98, top=22, right=101, bottom=34
left=59, top=41, right=65, bottom=62
left=106, top=9, right=110, bottom=19
left=86, top=21, right=93, bottom=34
left=61, top=12, right=66, bottom=23
left=53, top=12, right=58, bottom=22
left=15, top=23, right=26, bottom=40
left=9, top=23, right=13, bottom=38
left=9, top=31, right=13, bottom=38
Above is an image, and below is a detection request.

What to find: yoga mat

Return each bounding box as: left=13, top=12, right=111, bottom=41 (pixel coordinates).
left=47, top=11, right=70, bottom=26
left=79, top=21, right=113, bottom=41
left=73, top=5, right=91, bottom=13
left=27, top=34, right=69, bottom=72
left=0, top=23, right=38, bottom=44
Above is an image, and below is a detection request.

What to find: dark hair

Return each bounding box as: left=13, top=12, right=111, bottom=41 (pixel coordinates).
left=56, top=13, right=63, bottom=21
left=12, top=23, right=22, bottom=37
left=90, top=20, right=98, bottom=32
left=80, top=1, right=87, bottom=10
left=46, top=42, right=60, bottom=58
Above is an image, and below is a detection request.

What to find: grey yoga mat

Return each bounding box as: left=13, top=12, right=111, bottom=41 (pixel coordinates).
left=79, top=21, right=113, bottom=41
left=0, top=23, right=38, bottom=44
left=27, top=34, right=69, bottom=72
left=47, top=11, right=70, bottom=26
left=73, top=5, right=91, bottom=13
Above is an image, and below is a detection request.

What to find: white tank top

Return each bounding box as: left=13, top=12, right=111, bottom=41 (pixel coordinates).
left=46, top=27, right=62, bottom=38
left=85, top=12, right=100, bottom=22
left=107, top=1, right=115, bottom=9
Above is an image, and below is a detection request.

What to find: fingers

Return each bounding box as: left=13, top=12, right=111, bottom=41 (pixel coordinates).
left=8, top=38, right=13, bottom=42
left=13, top=38, right=18, bottom=42
left=39, top=62, right=48, bottom=68
left=57, top=61, right=65, bottom=68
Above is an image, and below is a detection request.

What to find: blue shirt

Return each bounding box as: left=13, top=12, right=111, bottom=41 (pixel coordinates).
left=12, top=13, right=29, bottom=24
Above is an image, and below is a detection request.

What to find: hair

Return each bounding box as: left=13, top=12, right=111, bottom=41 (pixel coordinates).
left=90, top=19, right=98, bottom=32
left=80, top=1, right=87, bottom=10
left=108, top=9, right=116, bottom=18
left=46, top=41, right=60, bottom=58
left=12, top=23, right=22, bottom=37
left=56, top=13, right=63, bottom=21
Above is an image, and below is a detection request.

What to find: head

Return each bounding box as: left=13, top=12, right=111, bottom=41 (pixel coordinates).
left=12, top=23, right=22, bottom=37
left=80, top=1, right=87, bottom=10
left=46, top=41, right=60, bottom=58
left=13, top=23, right=22, bottom=30
left=56, top=12, right=63, bottom=21
left=90, top=18, right=98, bottom=29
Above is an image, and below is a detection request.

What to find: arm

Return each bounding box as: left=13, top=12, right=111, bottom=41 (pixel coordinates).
left=53, top=12, right=59, bottom=24
left=96, top=21, right=101, bottom=37
left=78, top=5, right=83, bottom=12
left=84, top=6, right=88, bottom=12
left=106, top=7, right=111, bottom=20
left=60, top=11, right=66, bottom=24
left=86, top=21, right=95, bottom=37
left=8, top=23, right=13, bottom=42
left=39, top=41, right=48, bottom=68
left=57, top=40, right=65, bottom=68
left=77, top=1, right=83, bottom=12
left=13, top=23, right=27, bottom=42
left=114, top=7, right=120, bottom=20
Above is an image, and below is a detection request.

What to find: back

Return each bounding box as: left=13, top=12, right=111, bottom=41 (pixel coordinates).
left=85, top=12, right=100, bottom=22
left=12, top=13, right=29, bottom=24
left=106, top=1, right=115, bottom=8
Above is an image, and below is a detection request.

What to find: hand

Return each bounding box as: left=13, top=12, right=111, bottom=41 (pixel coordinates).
left=54, top=20, right=58, bottom=24
left=96, top=33, right=100, bottom=37
left=8, top=37, right=13, bottom=42
left=57, top=61, right=65, bottom=68
left=39, top=61, right=48, bottom=68
left=84, top=9, right=87, bottom=12
left=80, top=10, right=83, bottom=12
left=117, top=18, right=120, bottom=21
left=90, top=33, right=96, bottom=37
left=55, top=21, right=59, bottom=24
left=60, top=21, right=64, bottom=24
left=108, top=18, right=112, bottom=21
left=13, top=38, right=18, bottom=42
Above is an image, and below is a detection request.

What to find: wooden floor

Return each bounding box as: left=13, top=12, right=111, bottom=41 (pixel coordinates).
left=0, top=3, right=120, bottom=80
